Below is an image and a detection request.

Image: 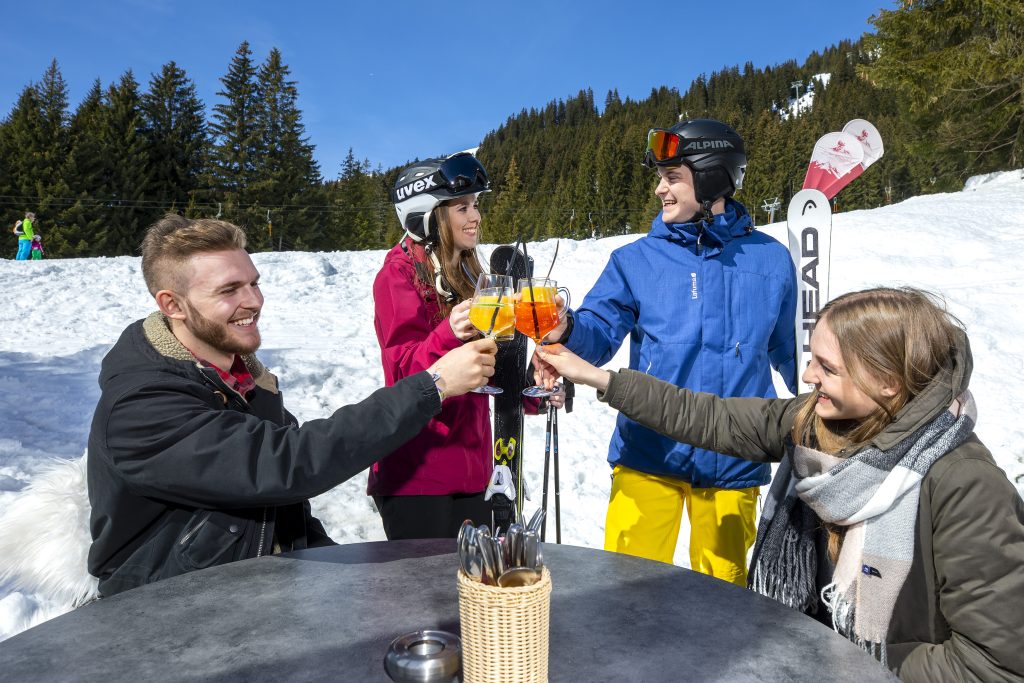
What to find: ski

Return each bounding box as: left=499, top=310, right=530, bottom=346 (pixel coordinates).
left=486, top=244, right=532, bottom=534
left=786, top=188, right=832, bottom=391
left=802, top=131, right=864, bottom=198
left=819, top=119, right=885, bottom=200
left=789, top=120, right=884, bottom=390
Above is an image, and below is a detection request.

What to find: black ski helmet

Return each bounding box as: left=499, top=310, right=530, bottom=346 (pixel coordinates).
left=643, top=119, right=747, bottom=205
left=392, top=152, right=490, bottom=244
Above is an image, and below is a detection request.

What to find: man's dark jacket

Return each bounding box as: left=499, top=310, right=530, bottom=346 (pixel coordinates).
left=87, top=312, right=441, bottom=596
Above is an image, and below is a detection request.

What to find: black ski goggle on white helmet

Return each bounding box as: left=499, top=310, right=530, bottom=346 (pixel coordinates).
left=392, top=154, right=490, bottom=203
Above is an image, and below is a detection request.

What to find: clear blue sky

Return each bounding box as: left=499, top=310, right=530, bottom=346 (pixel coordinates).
left=1, top=0, right=891, bottom=178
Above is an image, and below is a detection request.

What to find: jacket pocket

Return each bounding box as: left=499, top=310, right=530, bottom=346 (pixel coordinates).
left=175, top=511, right=245, bottom=571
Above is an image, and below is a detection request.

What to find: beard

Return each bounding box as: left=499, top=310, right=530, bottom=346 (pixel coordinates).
left=182, top=300, right=261, bottom=357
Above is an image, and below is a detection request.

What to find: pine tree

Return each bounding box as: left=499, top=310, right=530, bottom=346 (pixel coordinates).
left=95, top=71, right=155, bottom=255
left=141, top=61, right=209, bottom=212
left=250, top=48, right=322, bottom=250
left=209, top=42, right=260, bottom=229
left=1, top=61, right=73, bottom=253
left=864, top=0, right=1024, bottom=174
left=487, top=157, right=527, bottom=243
left=0, top=86, right=45, bottom=234
left=59, top=80, right=109, bottom=256
left=329, top=148, right=388, bottom=250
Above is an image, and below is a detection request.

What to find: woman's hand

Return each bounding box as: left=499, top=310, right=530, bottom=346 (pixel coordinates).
left=449, top=299, right=477, bottom=341
left=536, top=345, right=610, bottom=392
left=545, top=384, right=565, bottom=409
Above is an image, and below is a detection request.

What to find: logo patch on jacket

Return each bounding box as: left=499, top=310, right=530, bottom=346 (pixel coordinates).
left=861, top=564, right=882, bottom=579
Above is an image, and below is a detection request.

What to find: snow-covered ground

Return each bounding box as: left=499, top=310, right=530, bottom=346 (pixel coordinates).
left=1, top=170, right=1022, bottom=639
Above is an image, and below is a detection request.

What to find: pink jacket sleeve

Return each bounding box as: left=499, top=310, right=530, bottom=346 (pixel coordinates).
left=373, top=253, right=462, bottom=382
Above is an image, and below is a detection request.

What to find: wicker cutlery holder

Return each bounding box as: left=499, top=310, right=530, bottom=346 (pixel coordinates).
left=457, top=567, right=551, bottom=683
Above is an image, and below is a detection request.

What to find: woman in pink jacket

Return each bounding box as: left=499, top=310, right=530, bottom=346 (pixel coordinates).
left=370, top=152, right=513, bottom=539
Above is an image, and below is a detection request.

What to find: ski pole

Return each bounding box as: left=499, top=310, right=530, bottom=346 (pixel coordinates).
left=541, top=404, right=553, bottom=542
left=553, top=404, right=562, bottom=544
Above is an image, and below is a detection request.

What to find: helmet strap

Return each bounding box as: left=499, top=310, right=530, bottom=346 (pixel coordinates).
left=701, top=199, right=714, bottom=224
left=426, top=245, right=457, bottom=305
left=422, top=211, right=434, bottom=244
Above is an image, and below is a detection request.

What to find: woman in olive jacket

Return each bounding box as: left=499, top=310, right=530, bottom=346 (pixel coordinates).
left=538, top=287, right=1024, bottom=682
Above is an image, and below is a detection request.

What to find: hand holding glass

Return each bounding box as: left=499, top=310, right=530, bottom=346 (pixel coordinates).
left=468, top=273, right=515, bottom=394
left=515, top=277, right=570, bottom=397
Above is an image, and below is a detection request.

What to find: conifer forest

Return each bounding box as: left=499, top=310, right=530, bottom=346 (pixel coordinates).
left=2, top=2, right=1021, bottom=257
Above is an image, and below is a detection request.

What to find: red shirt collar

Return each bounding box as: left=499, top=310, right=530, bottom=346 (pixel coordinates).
left=190, top=351, right=256, bottom=399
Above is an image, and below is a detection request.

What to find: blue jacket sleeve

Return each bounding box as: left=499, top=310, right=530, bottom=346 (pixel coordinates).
left=768, top=258, right=799, bottom=395
left=564, top=252, right=638, bottom=367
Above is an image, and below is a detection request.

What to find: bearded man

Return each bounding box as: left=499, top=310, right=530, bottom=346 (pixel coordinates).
left=87, top=214, right=496, bottom=596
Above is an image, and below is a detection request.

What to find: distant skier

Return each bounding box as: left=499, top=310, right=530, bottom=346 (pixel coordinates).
left=538, top=119, right=797, bottom=586
left=30, top=234, right=44, bottom=260
left=14, top=211, right=35, bottom=260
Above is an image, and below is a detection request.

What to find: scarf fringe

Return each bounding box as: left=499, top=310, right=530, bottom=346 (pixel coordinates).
left=821, top=582, right=888, bottom=667
left=752, top=527, right=818, bottom=612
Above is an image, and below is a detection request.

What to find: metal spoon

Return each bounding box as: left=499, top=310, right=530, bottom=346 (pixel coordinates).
left=457, top=525, right=473, bottom=576
left=497, top=566, right=540, bottom=588
left=477, top=528, right=506, bottom=585
left=457, top=519, right=473, bottom=551
left=526, top=509, right=546, bottom=535
left=505, top=524, right=524, bottom=568
left=459, top=526, right=483, bottom=582
left=523, top=529, right=543, bottom=572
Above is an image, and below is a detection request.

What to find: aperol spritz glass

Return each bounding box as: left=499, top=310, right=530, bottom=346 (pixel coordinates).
left=515, top=277, right=570, bottom=398
left=468, top=273, right=515, bottom=394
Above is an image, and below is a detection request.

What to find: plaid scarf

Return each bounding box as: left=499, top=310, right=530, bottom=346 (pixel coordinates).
left=752, top=391, right=977, bottom=664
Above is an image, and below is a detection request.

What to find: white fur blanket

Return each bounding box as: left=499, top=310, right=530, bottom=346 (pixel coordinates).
left=0, top=452, right=99, bottom=635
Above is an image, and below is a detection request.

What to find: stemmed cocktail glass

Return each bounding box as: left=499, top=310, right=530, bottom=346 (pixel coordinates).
left=468, top=273, right=515, bottom=394
left=515, top=277, right=570, bottom=398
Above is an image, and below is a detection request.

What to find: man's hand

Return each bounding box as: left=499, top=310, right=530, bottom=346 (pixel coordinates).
left=536, top=344, right=610, bottom=392
left=545, top=383, right=566, bottom=409
left=542, top=295, right=569, bottom=343
left=430, top=338, right=497, bottom=397
left=449, top=299, right=477, bottom=341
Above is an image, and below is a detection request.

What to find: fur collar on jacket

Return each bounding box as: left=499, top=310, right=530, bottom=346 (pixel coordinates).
left=141, top=312, right=279, bottom=395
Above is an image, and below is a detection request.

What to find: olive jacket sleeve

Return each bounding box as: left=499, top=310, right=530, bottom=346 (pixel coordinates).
left=598, top=368, right=798, bottom=463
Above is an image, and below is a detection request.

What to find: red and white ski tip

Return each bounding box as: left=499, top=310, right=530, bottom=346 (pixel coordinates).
left=802, top=131, right=864, bottom=198
left=818, top=119, right=885, bottom=200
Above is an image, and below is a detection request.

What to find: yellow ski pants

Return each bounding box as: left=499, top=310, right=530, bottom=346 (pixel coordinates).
left=604, top=465, right=759, bottom=586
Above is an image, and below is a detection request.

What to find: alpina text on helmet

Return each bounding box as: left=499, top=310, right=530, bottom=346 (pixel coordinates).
left=394, top=174, right=439, bottom=201
left=683, top=140, right=734, bottom=151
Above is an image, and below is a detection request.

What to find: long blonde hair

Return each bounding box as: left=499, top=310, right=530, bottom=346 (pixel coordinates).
left=789, top=287, right=964, bottom=561
left=422, top=200, right=485, bottom=315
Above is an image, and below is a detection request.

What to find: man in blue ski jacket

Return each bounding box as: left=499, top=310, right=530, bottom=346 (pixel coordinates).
left=541, top=119, right=797, bottom=586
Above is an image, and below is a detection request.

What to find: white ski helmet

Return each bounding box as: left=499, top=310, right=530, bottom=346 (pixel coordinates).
left=392, top=152, right=490, bottom=244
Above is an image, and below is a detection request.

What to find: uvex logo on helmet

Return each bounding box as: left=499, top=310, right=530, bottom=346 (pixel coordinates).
left=683, top=139, right=735, bottom=152
left=393, top=173, right=439, bottom=201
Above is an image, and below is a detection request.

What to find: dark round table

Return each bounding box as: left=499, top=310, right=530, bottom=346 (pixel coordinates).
left=0, top=540, right=896, bottom=681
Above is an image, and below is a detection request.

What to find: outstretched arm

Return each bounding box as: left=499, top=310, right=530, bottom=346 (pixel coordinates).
left=538, top=345, right=793, bottom=463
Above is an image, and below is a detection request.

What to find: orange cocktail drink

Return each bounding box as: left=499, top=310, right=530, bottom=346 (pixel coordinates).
left=515, top=285, right=560, bottom=342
